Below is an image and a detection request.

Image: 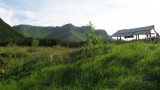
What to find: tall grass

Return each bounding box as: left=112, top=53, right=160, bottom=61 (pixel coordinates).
left=1, top=42, right=160, bottom=90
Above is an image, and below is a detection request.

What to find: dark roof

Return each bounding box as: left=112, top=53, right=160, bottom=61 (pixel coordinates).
left=112, top=25, right=154, bottom=37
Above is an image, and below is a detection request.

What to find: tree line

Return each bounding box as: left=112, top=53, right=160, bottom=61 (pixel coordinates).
left=0, top=37, right=87, bottom=48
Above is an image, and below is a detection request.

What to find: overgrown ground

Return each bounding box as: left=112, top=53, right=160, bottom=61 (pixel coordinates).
left=1, top=42, right=160, bottom=90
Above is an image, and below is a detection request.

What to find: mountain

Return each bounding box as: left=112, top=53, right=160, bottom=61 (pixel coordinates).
left=13, top=24, right=112, bottom=42
left=78, top=26, right=112, bottom=40
left=95, top=29, right=112, bottom=40
left=0, top=18, right=24, bottom=42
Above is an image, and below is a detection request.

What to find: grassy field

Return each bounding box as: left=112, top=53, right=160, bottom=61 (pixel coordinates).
left=1, top=42, right=160, bottom=90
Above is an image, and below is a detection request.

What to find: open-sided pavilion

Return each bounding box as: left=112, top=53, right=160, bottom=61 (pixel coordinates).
left=112, top=25, right=159, bottom=41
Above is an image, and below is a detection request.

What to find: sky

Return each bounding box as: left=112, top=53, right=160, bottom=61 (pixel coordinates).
left=0, top=0, right=160, bottom=35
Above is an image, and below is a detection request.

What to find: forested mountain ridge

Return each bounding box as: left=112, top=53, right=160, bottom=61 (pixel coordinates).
left=0, top=18, right=24, bottom=42
left=13, top=24, right=112, bottom=42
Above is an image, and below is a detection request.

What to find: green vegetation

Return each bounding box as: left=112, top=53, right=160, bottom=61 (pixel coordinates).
left=32, top=39, right=39, bottom=47
left=87, top=21, right=104, bottom=47
left=1, top=42, right=160, bottom=90
left=13, top=24, right=112, bottom=42
left=1, top=20, right=160, bottom=89
left=0, top=18, right=24, bottom=43
left=0, top=46, right=76, bottom=81
left=0, top=18, right=111, bottom=47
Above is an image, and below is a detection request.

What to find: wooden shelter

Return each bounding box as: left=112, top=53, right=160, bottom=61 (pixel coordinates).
left=112, top=25, right=159, bottom=41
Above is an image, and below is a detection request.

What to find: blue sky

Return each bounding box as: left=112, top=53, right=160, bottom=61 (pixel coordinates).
left=0, top=0, right=160, bottom=35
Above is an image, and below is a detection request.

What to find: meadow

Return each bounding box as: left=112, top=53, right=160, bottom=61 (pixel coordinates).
left=0, top=42, right=160, bottom=90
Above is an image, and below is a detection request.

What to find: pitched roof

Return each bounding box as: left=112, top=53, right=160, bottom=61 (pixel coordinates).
left=112, top=25, right=154, bottom=37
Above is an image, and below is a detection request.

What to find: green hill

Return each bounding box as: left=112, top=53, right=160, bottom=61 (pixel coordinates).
left=13, top=24, right=112, bottom=42
left=13, top=25, right=53, bottom=38
left=0, top=18, right=24, bottom=42
left=45, top=24, right=87, bottom=42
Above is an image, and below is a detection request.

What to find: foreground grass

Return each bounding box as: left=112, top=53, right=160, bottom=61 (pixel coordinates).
left=0, top=46, right=76, bottom=81
left=1, top=42, right=160, bottom=90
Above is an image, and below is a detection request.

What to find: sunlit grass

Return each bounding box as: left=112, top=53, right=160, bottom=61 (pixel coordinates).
left=1, top=42, right=160, bottom=90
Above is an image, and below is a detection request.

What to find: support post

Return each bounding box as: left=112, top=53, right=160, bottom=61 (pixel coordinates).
left=136, top=35, right=137, bottom=40
left=149, top=33, right=151, bottom=39
left=146, top=34, right=148, bottom=39
left=153, top=27, right=158, bottom=36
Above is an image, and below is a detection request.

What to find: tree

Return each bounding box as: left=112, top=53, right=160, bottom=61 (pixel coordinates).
left=32, top=39, right=39, bottom=47
left=87, top=21, right=104, bottom=47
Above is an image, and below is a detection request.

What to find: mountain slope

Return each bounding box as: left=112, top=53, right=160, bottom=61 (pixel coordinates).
left=0, top=18, right=24, bottom=42
left=14, top=25, right=53, bottom=38
left=14, top=24, right=112, bottom=42
left=95, top=29, right=112, bottom=40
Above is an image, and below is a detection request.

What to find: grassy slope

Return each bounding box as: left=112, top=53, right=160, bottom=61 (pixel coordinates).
left=70, top=29, right=87, bottom=41
left=1, top=42, right=160, bottom=90
left=14, top=25, right=53, bottom=38
left=61, top=29, right=87, bottom=42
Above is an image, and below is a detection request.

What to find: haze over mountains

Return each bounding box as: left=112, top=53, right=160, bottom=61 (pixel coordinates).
left=0, top=18, right=112, bottom=42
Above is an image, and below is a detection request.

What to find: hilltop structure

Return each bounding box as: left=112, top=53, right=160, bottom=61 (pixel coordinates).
left=112, top=25, right=159, bottom=41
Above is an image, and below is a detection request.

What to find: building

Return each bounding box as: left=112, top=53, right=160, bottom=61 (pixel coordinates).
left=112, top=25, right=159, bottom=41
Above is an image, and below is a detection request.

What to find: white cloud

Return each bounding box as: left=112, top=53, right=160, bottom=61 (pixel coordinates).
left=0, top=7, right=23, bottom=26
left=28, top=0, right=160, bottom=35
left=25, top=10, right=36, bottom=19
left=1, top=0, right=160, bottom=35
left=0, top=7, right=14, bottom=25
